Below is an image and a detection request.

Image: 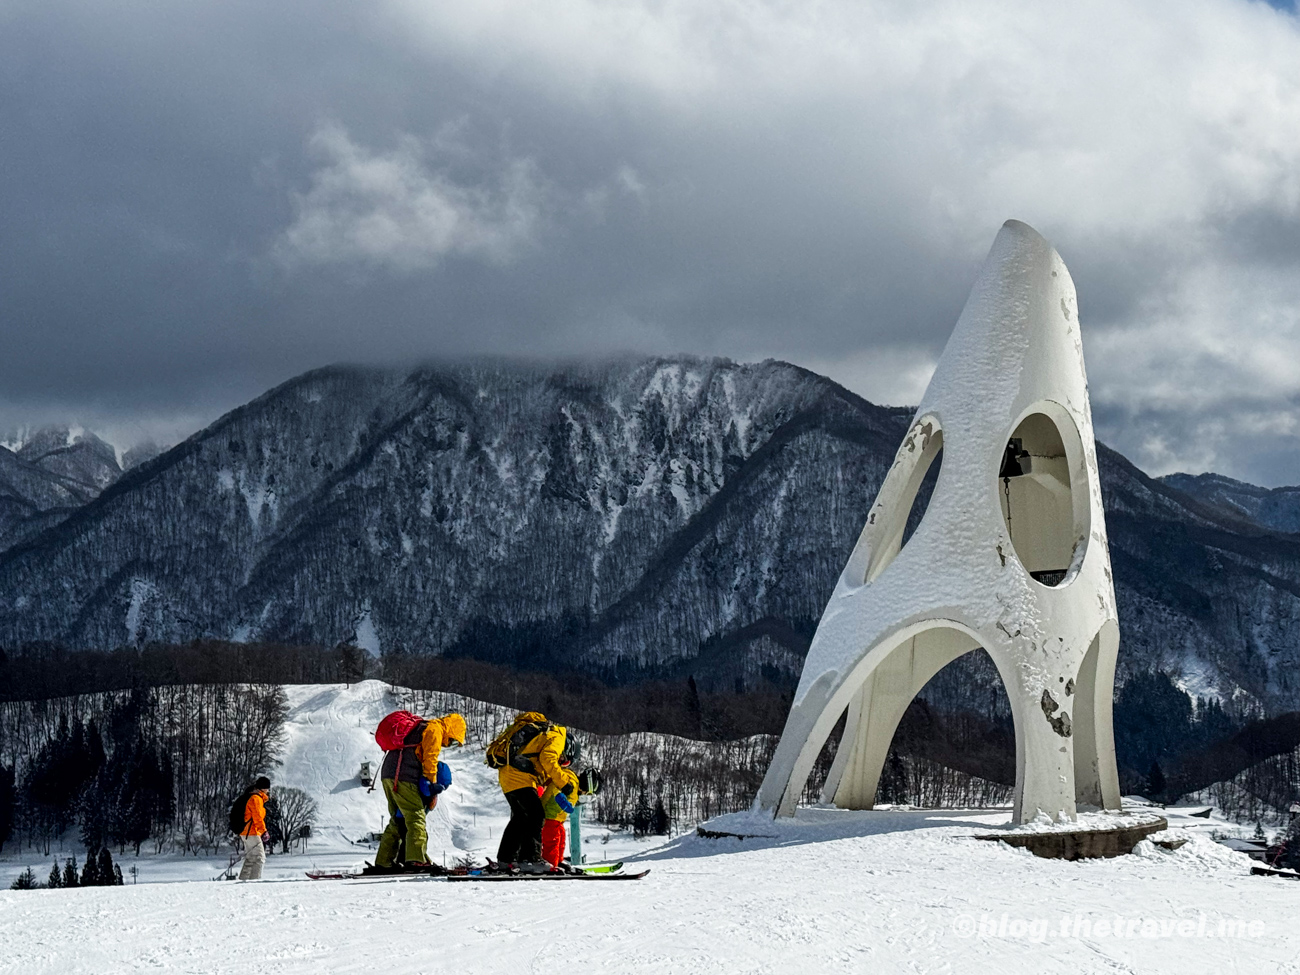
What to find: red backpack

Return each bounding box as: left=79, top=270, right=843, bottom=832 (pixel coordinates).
left=375, top=710, right=424, bottom=752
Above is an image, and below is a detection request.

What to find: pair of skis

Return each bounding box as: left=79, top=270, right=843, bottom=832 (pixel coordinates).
left=449, top=862, right=648, bottom=882
left=305, top=860, right=647, bottom=882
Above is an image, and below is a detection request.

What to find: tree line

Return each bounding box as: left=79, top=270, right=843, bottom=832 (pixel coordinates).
left=0, top=684, right=286, bottom=858
left=10, top=848, right=127, bottom=890
left=3, top=634, right=1295, bottom=845
left=0, top=640, right=366, bottom=703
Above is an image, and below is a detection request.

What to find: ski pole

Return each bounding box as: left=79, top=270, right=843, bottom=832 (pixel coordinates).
left=570, top=798, right=582, bottom=865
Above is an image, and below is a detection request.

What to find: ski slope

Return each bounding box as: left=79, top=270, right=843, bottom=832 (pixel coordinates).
left=1, top=682, right=1297, bottom=973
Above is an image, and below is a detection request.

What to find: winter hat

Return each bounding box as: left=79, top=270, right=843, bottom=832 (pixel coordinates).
left=254, top=776, right=271, bottom=790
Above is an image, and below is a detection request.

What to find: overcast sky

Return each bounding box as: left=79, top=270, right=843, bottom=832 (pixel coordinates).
left=2, top=0, right=1299, bottom=485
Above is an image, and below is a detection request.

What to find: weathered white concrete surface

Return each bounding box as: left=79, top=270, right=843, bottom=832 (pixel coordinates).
left=757, top=220, right=1120, bottom=823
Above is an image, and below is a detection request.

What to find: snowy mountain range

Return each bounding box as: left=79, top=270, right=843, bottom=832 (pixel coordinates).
left=1, top=357, right=1298, bottom=712
left=1158, top=472, right=1300, bottom=536
left=0, top=428, right=125, bottom=552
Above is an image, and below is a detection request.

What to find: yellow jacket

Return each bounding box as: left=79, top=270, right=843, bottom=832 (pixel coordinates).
left=417, top=713, right=466, bottom=779
left=541, top=768, right=580, bottom=823
left=384, top=712, right=466, bottom=785
left=498, top=723, right=568, bottom=794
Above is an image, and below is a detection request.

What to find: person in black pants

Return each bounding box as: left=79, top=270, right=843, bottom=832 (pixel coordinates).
left=493, top=715, right=578, bottom=873
left=497, top=786, right=546, bottom=865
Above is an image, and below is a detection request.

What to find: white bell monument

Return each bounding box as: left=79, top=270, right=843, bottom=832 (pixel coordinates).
left=756, top=220, right=1121, bottom=823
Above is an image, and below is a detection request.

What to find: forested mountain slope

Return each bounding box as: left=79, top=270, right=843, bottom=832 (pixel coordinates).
left=1, top=357, right=1297, bottom=712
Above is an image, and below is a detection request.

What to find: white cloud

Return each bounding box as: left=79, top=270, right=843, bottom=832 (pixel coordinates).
left=275, top=123, right=542, bottom=272
left=7, top=0, right=1300, bottom=483
left=374, top=0, right=1300, bottom=481
left=1088, top=257, right=1300, bottom=479
left=799, top=347, right=938, bottom=409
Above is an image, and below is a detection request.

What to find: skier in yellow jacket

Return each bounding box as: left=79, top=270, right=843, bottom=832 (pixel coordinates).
left=375, top=712, right=466, bottom=869
left=540, top=767, right=602, bottom=869
left=493, top=713, right=577, bottom=872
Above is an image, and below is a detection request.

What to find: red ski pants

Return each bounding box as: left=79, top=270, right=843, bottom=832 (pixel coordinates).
left=541, top=819, right=567, bottom=868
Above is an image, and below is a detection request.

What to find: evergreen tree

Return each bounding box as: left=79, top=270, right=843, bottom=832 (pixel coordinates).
left=1113, top=671, right=1195, bottom=790
left=10, top=867, right=39, bottom=890
left=1282, top=816, right=1300, bottom=871
left=62, top=856, right=79, bottom=888
left=97, top=847, right=116, bottom=887
left=339, top=643, right=367, bottom=685
left=632, top=789, right=653, bottom=838
left=0, top=764, right=14, bottom=853
left=878, top=751, right=909, bottom=805
left=85, top=720, right=106, bottom=773
left=1147, top=761, right=1166, bottom=799
left=651, top=796, right=670, bottom=836
left=264, top=794, right=283, bottom=852
left=48, top=861, right=62, bottom=889
left=78, top=774, right=108, bottom=853
left=1254, top=821, right=1267, bottom=843
left=80, top=849, right=101, bottom=887
left=685, top=677, right=704, bottom=737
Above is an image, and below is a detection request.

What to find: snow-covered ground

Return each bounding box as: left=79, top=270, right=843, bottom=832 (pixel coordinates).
left=0, top=681, right=669, bottom=887
left=2, top=682, right=1297, bottom=973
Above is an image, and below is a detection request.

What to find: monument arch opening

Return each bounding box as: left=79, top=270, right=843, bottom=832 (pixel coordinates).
left=857, top=418, right=944, bottom=585
left=997, top=408, right=1089, bottom=587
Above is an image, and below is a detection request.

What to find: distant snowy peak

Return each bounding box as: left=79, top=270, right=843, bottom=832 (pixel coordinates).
left=15, top=426, right=122, bottom=491
left=0, top=426, right=128, bottom=552
left=1160, top=472, right=1300, bottom=536
left=122, top=441, right=165, bottom=471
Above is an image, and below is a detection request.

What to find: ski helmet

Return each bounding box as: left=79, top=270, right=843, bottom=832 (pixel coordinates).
left=560, top=733, right=581, bottom=766
left=577, top=767, right=603, bottom=796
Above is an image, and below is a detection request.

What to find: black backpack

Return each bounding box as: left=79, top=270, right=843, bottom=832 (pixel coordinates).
left=228, top=789, right=255, bottom=835
left=486, top=714, right=553, bottom=771
left=507, top=722, right=552, bottom=773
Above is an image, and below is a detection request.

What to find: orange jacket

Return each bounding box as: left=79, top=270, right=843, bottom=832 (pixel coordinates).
left=243, top=790, right=268, bottom=836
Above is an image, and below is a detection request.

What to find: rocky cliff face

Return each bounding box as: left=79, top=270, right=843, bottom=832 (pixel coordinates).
left=1, top=358, right=1297, bottom=712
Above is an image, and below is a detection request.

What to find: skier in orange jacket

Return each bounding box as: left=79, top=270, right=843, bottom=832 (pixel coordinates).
left=238, top=776, right=271, bottom=880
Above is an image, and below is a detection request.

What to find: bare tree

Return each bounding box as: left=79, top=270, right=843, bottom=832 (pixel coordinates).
left=269, top=786, right=317, bottom=853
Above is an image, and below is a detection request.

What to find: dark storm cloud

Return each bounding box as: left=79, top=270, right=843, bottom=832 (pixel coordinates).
left=2, top=0, right=1299, bottom=484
